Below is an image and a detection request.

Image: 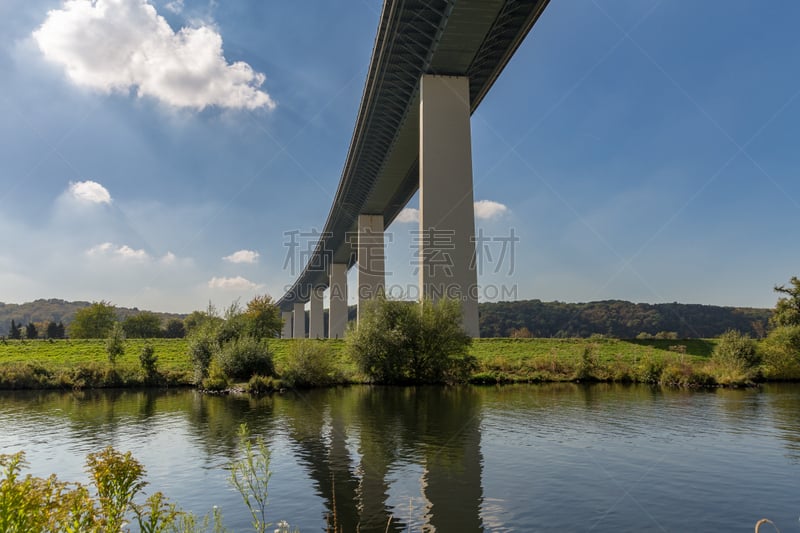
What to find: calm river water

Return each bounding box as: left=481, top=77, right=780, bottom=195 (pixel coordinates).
left=0, top=384, right=798, bottom=532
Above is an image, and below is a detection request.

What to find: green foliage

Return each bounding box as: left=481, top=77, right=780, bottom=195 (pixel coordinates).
left=770, top=276, right=800, bottom=328
left=230, top=424, right=271, bottom=533
left=163, top=319, right=186, bottom=339
left=0, top=447, right=185, bottom=533
left=24, top=323, right=37, bottom=340
left=244, top=295, right=282, bottom=339
left=247, top=375, right=278, bottom=394
left=760, top=325, right=800, bottom=379
left=8, top=320, right=21, bottom=340
left=347, top=297, right=473, bottom=384
left=86, top=447, right=147, bottom=532
left=215, top=336, right=274, bottom=381
left=45, top=321, right=66, bottom=339
left=139, top=343, right=158, bottom=380
left=573, top=343, right=599, bottom=381
left=71, top=301, right=117, bottom=339
left=105, top=322, right=126, bottom=365
left=478, top=299, right=771, bottom=338
left=710, top=330, right=760, bottom=384
left=188, top=324, right=218, bottom=382
left=281, top=340, right=338, bottom=387
left=122, top=312, right=163, bottom=339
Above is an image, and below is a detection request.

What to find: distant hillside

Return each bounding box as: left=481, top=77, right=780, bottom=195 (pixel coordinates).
left=0, top=297, right=773, bottom=339
left=0, top=299, right=185, bottom=336
left=478, top=299, right=772, bottom=339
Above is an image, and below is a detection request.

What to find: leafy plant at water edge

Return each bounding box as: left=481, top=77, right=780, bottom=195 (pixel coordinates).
left=281, top=339, right=338, bottom=387
left=215, top=336, right=274, bottom=381
left=347, top=297, right=473, bottom=384
left=230, top=424, right=272, bottom=533
left=760, top=325, right=800, bottom=379
left=710, top=330, right=760, bottom=384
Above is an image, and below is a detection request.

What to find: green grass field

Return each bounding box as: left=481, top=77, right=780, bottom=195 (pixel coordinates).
left=0, top=336, right=722, bottom=389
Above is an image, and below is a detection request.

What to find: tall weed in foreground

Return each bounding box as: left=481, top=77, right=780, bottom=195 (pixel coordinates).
left=229, top=424, right=296, bottom=533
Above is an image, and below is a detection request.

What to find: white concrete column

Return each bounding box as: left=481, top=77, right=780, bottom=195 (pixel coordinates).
left=419, top=74, right=480, bottom=337
left=357, top=214, right=385, bottom=323
left=292, top=302, right=306, bottom=339
left=281, top=311, right=292, bottom=339
left=329, top=263, right=348, bottom=338
left=309, top=286, right=324, bottom=339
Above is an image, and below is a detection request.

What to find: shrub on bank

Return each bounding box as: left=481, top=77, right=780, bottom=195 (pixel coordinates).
left=215, top=336, right=274, bottom=381
left=760, top=325, right=800, bottom=380
left=347, top=297, right=473, bottom=384
left=281, top=339, right=339, bottom=387
left=709, top=330, right=760, bottom=385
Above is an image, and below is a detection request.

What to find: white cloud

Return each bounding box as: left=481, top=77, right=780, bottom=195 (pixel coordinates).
left=394, top=202, right=509, bottom=223
left=68, top=180, right=112, bottom=204
left=87, top=242, right=150, bottom=261
left=208, top=276, right=260, bottom=290
left=33, top=0, right=275, bottom=110
left=223, top=249, right=259, bottom=264
left=160, top=251, right=177, bottom=264
left=395, top=207, right=419, bottom=223
left=474, top=200, right=509, bottom=220
left=164, top=0, right=184, bottom=14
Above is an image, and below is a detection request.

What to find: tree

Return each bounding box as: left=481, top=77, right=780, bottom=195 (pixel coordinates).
left=45, top=321, right=65, bottom=339
left=105, top=322, right=126, bottom=365
left=138, top=343, right=158, bottom=379
left=122, top=312, right=163, bottom=338
left=70, top=301, right=117, bottom=339
left=771, top=276, right=800, bottom=328
left=163, top=319, right=185, bottom=339
left=244, top=294, right=282, bottom=339
left=9, top=320, right=21, bottom=340
left=25, top=323, right=38, bottom=340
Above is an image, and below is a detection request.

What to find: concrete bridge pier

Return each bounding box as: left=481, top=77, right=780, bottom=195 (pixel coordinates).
left=329, top=263, right=348, bottom=338
left=418, top=74, right=480, bottom=337
left=281, top=311, right=292, bottom=339
left=356, top=214, right=386, bottom=323
left=309, top=286, right=324, bottom=339
left=292, top=301, right=306, bottom=339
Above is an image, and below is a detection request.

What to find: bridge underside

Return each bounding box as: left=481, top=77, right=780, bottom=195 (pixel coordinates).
left=278, top=0, right=550, bottom=337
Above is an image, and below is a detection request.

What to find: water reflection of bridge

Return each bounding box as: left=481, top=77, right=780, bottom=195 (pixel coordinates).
left=276, top=387, right=484, bottom=532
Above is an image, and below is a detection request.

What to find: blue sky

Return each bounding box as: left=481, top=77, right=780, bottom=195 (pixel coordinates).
left=0, top=0, right=798, bottom=313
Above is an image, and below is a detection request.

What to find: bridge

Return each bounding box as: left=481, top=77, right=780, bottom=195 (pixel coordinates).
left=276, top=0, right=551, bottom=338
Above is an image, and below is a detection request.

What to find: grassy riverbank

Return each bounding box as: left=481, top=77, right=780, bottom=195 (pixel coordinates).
left=0, top=337, right=733, bottom=389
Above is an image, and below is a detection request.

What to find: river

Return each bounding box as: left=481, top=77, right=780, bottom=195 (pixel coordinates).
left=0, top=384, right=798, bottom=532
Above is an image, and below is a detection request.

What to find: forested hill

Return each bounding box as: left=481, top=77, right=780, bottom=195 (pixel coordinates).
left=1, top=298, right=773, bottom=339
left=478, top=299, right=772, bottom=339
left=0, top=299, right=184, bottom=336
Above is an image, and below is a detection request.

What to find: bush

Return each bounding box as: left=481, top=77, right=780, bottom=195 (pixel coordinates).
left=659, top=360, right=714, bottom=388
left=347, top=297, right=473, bottom=384
left=215, top=336, right=274, bottom=381
left=281, top=340, right=339, bottom=387
left=710, top=330, right=760, bottom=384
left=635, top=353, right=666, bottom=383
left=573, top=343, right=599, bottom=381
left=139, top=343, right=158, bottom=380
left=760, top=325, right=800, bottom=379
left=247, top=374, right=278, bottom=394
left=105, top=322, right=126, bottom=365
left=188, top=327, right=217, bottom=382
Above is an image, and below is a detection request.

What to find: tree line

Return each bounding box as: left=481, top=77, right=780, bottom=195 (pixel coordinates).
left=478, top=299, right=772, bottom=338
